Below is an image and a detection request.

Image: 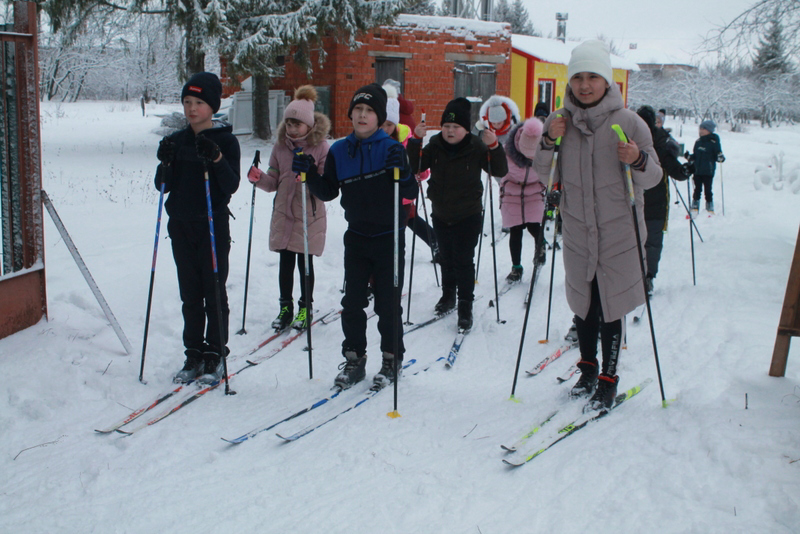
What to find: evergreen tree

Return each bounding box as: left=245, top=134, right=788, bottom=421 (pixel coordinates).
left=404, top=0, right=436, bottom=16
left=492, top=0, right=538, bottom=35
left=753, top=19, right=793, bottom=75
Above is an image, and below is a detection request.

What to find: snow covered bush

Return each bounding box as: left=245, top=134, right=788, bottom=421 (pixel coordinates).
left=753, top=151, right=800, bottom=193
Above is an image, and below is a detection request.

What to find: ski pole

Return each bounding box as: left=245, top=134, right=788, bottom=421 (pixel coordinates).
left=237, top=150, right=260, bottom=335
left=297, top=153, right=314, bottom=380
left=203, top=163, right=235, bottom=395
left=719, top=161, right=725, bottom=216
left=486, top=151, right=504, bottom=324
left=475, top=174, right=490, bottom=283
left=611, top=124, right=666, bottom=406
left=511, top=117, right=561, bottom=397
left=415, top=108, right=439, bottom=288
left=389, top=167, right=402, bottom=419
left=139, top=180, right=166, bottom=382
left=540, top=203, right=561, bottom=343
left=405, top=189, right=419, bottom=325
left=670, top=177, right=701, bottom=286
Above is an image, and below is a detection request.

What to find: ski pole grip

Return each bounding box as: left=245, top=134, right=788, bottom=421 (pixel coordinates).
left=394, top=167, right=399, bottom=182
left=611, top=124, right=636, bottom=205
left=252, top=149, right=261, bottom=168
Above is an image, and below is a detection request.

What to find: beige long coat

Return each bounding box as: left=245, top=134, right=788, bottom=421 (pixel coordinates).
left=534, top=84, right=662, bottom=322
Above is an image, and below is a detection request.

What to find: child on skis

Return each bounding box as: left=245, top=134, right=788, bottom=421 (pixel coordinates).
left=495, top=117, right=546, bottom=284
left=294, top=84, right=417, bottom=390
left=685, top=119, right=724, bottom=215
left=408, top=97, right=508, bottom=331
left=247, top=85, right=330, bottom=332
left=535, top=40, right=662, bottom=410
left=154, top=72, right=241, bottom=384
left=381, top=83, right=438, bottom=258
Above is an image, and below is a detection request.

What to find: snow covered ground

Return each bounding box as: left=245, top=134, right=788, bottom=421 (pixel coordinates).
left=1, top=101, right=799, bottom=533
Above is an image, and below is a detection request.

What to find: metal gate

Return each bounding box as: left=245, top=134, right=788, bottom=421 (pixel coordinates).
left=0, top=1, right=46, bottom=340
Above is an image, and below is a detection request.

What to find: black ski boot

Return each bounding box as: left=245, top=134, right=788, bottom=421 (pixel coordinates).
left=271, top=299, right=293, bottom=331
left=569, top=359, right=599, bottom=399
left=434, top=288, right=456, bottom=315
left=565, top=319, right=578, bottom=344
left=197, top=347, right=227, bottom=384
left=505, top=265, right=523, bottom=283
left=373, top=351, right=402, bottom=389
left=173, top=348, right=204, bottom=383
left=645, top=275, right=654, bottom=297
left=334, top=350, right=367, bottom=390
left=586, top=373, right=619, bottom=411
left=457, top=299, right=473, bottom=331
left=291, top=302, right=312, bottom=330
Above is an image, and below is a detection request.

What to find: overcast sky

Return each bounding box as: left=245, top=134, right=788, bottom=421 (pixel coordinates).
left=523, top=0, right=758, bottom=64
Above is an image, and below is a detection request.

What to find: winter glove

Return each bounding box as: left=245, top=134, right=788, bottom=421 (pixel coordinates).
left=684, top=151, right=692, bottom=161
left=386, top=143, right=404, bottom=169
left=195, top=134, right=221, bottom=163
left=247, top=166, right=262, bottom=184
left=717, top=153, right=726, bottom=163
left=546, top=190, right=561, bottom=208
left=682, top=162, right=695, bottom=176
left=291, top=150, right=315, bottom=174
left=157, top=137, right=177, bottom=165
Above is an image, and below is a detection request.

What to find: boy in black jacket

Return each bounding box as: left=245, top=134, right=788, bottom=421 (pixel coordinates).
left=294, top=84, right=417, bottom=390
left=686, top=119, right=724, bottom=215
left=155, top=72, right=241, bottom=384
left=408, top=97, right=508, bottom=331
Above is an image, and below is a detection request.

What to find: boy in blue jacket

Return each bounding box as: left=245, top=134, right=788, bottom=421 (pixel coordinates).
left=686, top=119, right=724, bottom=215
left=293, top=84, right=417, bottom=390
left=155, top=72, right=241, bottom=384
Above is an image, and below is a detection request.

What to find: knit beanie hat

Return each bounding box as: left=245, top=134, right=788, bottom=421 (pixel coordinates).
left=567, top=40, right=614, bottom=86
left=348, top=83, right=387, bottom=126
left=283, top=85, right=317, bottom=128
left=636, top=105, right=657, bottom=132
left=699, top=119, right=716, bottom=133
left=181, top=72, right=222, bottom=113
left=516, top=118, right=543, bottom=159
left=383, top=83, right=400, bottom=125
left=441, top=97, right=472, bottom=132
left=534, top=102, right=550, bottom=120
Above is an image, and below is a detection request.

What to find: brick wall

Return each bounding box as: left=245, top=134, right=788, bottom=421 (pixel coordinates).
left=273, top=17, right=512, bottom=137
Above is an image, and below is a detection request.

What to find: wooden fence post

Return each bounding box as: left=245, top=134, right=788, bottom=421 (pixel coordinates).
left=770, top=225, right=800, bottom=377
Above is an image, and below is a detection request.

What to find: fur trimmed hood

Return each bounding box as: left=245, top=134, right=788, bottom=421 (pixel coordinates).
left=276, top=111, right=331, bottom=148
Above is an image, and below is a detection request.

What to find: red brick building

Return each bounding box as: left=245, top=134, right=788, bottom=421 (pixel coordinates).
left=230, top=15, right=512, bottom=138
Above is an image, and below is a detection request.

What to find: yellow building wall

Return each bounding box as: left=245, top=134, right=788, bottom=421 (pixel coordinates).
left=511, top=49, right=631, bottom=116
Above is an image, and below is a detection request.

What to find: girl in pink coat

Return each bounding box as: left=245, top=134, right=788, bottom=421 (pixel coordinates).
left=496, top=118, right=545, bottom=283
left=247, top=86, right=331, bottom=331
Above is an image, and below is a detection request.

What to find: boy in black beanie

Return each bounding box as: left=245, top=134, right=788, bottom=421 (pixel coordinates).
left=155, top=72, right=241, bottom=384
left=407, top=97, right=508, bottom=331
left=294, top=83, right=418, bottom=390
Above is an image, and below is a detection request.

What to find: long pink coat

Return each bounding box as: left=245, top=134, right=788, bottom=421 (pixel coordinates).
left=534, top=84, right=662, bottom=322
left=496, top=122, right=546, bottom=228
left=255, top=112, right=330, bottom=256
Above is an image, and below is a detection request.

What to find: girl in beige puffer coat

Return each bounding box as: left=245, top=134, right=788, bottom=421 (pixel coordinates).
left=534, top=40, right=662, bottom=410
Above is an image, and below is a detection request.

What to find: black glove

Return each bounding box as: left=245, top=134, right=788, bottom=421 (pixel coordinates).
left=717, top=153, right=725, bottom=163
left=386, top=143, right=404, bottom=169
left=682, top=162, right=695, bottom=176
left=157, top=138, right=177, bottom=165
left=292, top=150, right=315, bottom=174
left=195, top=135, right=221, bottom=163
left=546, top=190, right=561, bottom=208
left=684, top=151, right=690, bottom=160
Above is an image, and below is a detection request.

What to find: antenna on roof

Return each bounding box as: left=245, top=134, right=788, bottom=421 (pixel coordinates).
left=556, top=13, right=568, bottom=43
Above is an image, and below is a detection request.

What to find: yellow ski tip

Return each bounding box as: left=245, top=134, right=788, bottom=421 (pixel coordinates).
left=387, top=410, right=402, bottom=419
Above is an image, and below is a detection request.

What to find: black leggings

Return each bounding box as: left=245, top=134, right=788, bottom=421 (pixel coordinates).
left=574, top=278, right=622, bottom=376
left=692, top=175, right=713, bottom=202
left=278, top=250, right=314, bottom=306
left=508, top=222, right=542, bottom=266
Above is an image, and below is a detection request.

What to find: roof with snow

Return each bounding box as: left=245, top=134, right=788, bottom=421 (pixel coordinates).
left=623, top=47, right=697, bottom=68
left=511, top=35, right=640, bottom=71
left=390, top=14, right=511, bottom=40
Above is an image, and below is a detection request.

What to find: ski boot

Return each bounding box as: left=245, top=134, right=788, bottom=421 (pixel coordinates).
left=173, top=348, right=204, bottom=383
left=585, top=374, right=619, bottom=411
left=291, top=303, right=311, bottom=330
left=706, top=200, right=715, bottom=214
left=565, top=320, right=578, bottom=344
left=569, top=360, right=599, bottom=399
left=645, top=275, right=654, bottom=297
left=271, top=299, right=293, bottom=331
left=197, top=347, right=228, bottom=384
left=457, top=299, right=473, bottom=331
left=334, top=350, right=367, bottom=390
left=690, top=199, right=700, bottom=218
left=434, top=289, right=456, bottom=316
left=373, top=352, right=402, bottom=389
left=505, top=265, right=523, bottom=283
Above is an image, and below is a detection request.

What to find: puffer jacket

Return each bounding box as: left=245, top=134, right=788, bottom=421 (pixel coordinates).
left=534, top=84, right=662, bottom=322
left=691, top=132, right=722, bottom=177
left=496, top=121, right=546, bottom=228
left=256, top=112, right=330, bottom=256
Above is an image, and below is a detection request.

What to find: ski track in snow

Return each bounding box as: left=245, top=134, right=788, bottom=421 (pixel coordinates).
left=1, top=101, right=799, bottom=533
